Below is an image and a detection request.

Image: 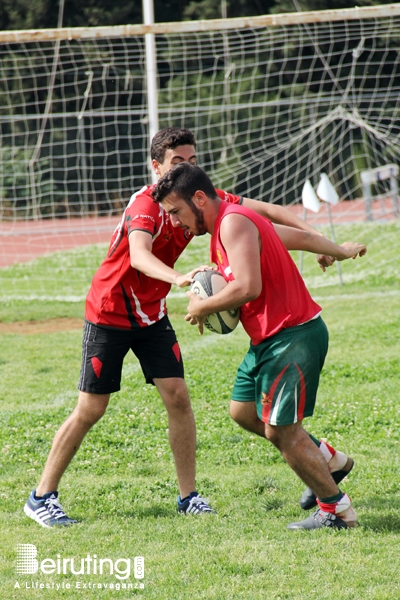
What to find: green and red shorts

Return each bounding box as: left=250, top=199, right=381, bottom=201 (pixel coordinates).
left=231, top=316, right=329, bottom=425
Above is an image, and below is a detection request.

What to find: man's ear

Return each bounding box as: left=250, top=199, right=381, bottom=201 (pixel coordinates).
left=152, top=159, right=161, bottom=176
left=193, top=190, right=207, bottom=206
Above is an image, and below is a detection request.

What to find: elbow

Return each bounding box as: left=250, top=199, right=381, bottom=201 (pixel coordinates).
left=130, top=257, right=146, bottom=273
left=301, top=230, right=312, bottom=247
left=242, top=282, right=262, bottom=303
left=300, top=230, right=317, bottom=253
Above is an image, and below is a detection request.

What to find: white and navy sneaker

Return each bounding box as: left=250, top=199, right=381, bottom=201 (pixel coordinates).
left=177, top=492, right=215, bottom=515
left=24, top=490, right=77, bottom=528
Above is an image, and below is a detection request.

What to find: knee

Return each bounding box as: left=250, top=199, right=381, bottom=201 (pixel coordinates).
left=264, top=426, right=282, bottom=448
left=264, top=423, right=301, bottom=452
left=229, top=403, right=243, bottom=426
left=75, top=393, right=109, bottom=427
left=162, top=383, right=192, bottom=415
left=75, top=405, right=105, bottom=428
left=229, top=401, right=256, bottom=428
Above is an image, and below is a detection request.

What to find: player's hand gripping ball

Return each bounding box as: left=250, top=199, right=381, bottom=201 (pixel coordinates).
left=190, top=270, right=240, bottom=334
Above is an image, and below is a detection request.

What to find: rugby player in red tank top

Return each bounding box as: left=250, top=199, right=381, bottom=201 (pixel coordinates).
left=153, top=161, right=367, bottom=531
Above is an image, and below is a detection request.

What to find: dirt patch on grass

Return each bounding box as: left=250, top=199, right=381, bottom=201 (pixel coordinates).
left=0, top=317, right=83, bottom=335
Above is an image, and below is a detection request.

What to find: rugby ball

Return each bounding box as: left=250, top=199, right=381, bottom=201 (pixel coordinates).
left=190, top=270, right=240, bottom=334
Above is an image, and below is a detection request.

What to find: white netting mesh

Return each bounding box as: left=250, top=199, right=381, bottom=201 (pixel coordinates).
left=0, top=37, right=147, bottom=220
left=0, top=7, right=399, bottom=297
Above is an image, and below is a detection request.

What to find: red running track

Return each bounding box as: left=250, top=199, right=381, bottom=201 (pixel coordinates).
left=0, top=216, right=117, bottom=268
left=0, top=198, right=397, bottom=268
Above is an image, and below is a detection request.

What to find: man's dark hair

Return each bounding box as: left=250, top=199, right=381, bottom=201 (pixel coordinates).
left=150, top=127, right=196, bottom=163
left=152, top=162, right=218, bottom=205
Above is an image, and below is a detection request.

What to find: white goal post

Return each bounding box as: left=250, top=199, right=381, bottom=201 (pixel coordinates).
left=1, top=4, right=400, bottom=296
left=361, top=164, right=399, bottom=220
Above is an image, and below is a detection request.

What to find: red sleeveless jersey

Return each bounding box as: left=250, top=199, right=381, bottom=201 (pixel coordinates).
left=85, top=186, right=241, bottom=329
left=210, top=202, right=321, bottom=345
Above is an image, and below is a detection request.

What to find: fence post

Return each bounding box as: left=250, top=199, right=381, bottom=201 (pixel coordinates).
left=142, top=0, right=159, bottom=184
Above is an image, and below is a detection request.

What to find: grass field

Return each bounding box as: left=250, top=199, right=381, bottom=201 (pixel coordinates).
left=0, top=222, right=399, bottom=599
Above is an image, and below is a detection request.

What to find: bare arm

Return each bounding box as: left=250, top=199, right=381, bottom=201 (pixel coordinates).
left=186, top=214, right=261, bottom=333
left=242, top=197, right=322, bottom=234
left=242, top=197, right=336, bottom=270
left=129, top=230, right=201, bottom=287
left=273, top=224, right=367, bottom=261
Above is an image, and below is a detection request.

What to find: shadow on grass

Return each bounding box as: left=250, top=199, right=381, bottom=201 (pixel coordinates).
left=357, top=496, right=400, bottom=532
left=127, top=504, right=175, bottom=520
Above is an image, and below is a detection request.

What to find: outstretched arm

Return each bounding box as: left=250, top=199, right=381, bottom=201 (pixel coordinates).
left=273, top=224, right=367, bottom=261
left=242, top=197, right=346, bottom=271
left=242, top=197, right=320, bottom=234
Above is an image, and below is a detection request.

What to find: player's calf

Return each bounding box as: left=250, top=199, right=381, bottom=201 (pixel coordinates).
left=300, top=438, right=354, bottom=510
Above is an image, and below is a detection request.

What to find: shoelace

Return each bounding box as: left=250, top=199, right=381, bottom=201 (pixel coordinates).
left=44, top=495, right=67, bottom=519
left=186, top=495, right=212, bottom=514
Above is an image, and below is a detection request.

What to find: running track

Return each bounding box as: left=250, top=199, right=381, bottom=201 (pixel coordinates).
left=0, top=198, right=397, bottom=268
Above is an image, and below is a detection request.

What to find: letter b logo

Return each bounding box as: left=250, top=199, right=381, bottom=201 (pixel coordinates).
left=16, top=545, right=39, bottom=574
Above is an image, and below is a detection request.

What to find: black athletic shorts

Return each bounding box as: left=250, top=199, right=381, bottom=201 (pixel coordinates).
left=78, top=316, right=184, bottom=394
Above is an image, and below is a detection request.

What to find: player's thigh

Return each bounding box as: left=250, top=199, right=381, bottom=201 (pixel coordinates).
left=131, top=317, right=184, bottom=385
left=231, top=348, right=257, bottom=403
left=79, top=321, right=132, bottom=394
left=255, top=317, right=329, bottom=426
left=230, top=400, right=258, bottom=422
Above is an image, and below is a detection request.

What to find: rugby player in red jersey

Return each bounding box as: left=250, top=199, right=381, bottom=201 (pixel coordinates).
left=152, top=162, right=367, bottom=530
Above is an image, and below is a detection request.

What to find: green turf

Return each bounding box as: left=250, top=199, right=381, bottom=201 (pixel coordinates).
left=0, top=222, right=399, bottom=599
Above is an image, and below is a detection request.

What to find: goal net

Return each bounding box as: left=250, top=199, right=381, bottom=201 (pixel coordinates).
left=1, top=5, right=400, bottom=303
